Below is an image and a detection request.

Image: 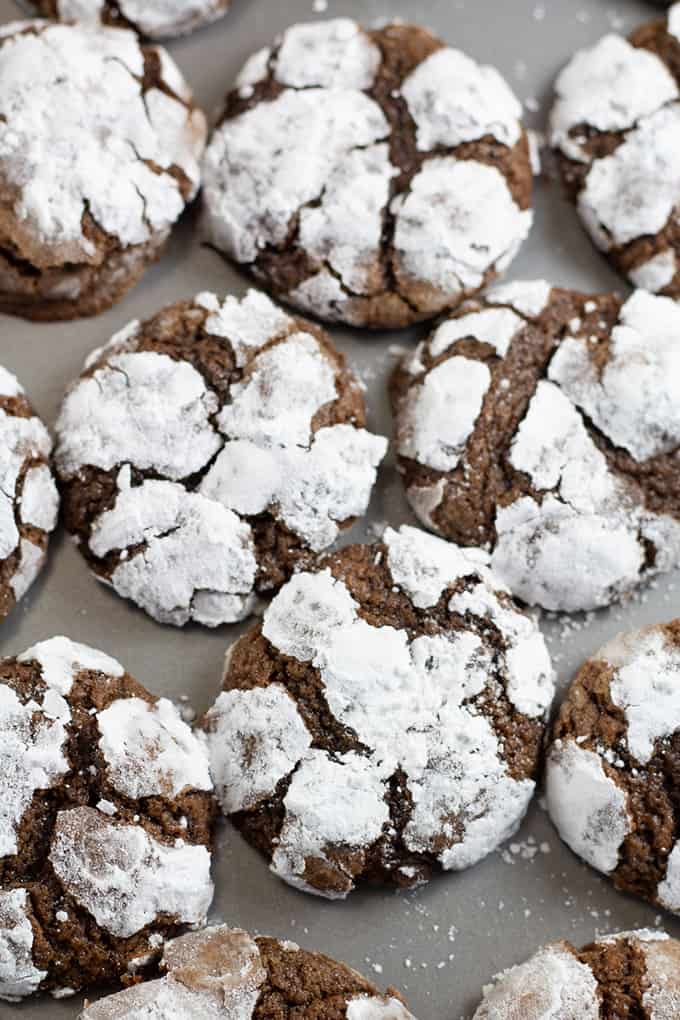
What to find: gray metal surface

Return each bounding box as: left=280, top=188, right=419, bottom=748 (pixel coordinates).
left=1, top=0, right=679, bottom=1016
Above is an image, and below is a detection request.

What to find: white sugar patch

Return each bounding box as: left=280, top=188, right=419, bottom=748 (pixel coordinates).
left=401, top=46, right=522, bottom=151
left=274, top=19, right=380, bottom=90
left=429, top=307, right=524, bottom=359
left=396, top=356, right=491, bottom=472
left=392, top=158, right=532, bottom=297
left=629, top=250, right=677, bottom=292
left=18, top=636, right=124, bottom=695
left=56, top=351, right=221, bottom=481
left=0, top=889, right=47, bottom=1002
left=9, top=540, right=45, bottom=602
left=89, top=475, right=258, bottom=628
left=97, top=697, right=212, bottom=800
left=472, top=943, right=599, bottom=1020
left=205, top=686, right=312, bottom=813
left=50, top=807, right=213, bottom=938
left=195, top=290, right=293, bottom=368
left=0, top=367, right=22, bottom=397
left=546, top=739, right=630, bottom=875
left=0, top=407, right=53, bottom=560
left=347, top=996, right=416, bottom=1020
left=486, top=279, right=552, bottom=318
left=202, top=87, right=388, bottom=264
left=0, top=685, right=70, bottom=858
left=549, top=290, right=680, bottom=462
left=550, top=34, right=678, bottom=162
left=384, top=524, right=492, bottom=609
left=641, top=927, right=680, bottom=1019
left=19, top=465, right=59, bottom=532
left=0, top=24, right=204, bottom=255
left=604, top=626, right=680, bottom=764
left=658, top=844, right=680, bottom=913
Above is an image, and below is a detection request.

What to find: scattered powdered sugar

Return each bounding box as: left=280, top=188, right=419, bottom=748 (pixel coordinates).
left=472, top=943, right=600, bottom=1019
left=97, top=697, right=212, bottom=800
left=208, top=527, right=553, bottom=897
left=50, top=807, right=213, bottom=939
left=550, top=34, right=677, bottom=162
left=274, top=19, right=381, bottom=90
left=0, top=889, right=47, bottom=1002
left=391, top=158, right=532, bottom=298
left=602, top=626, right=680, bottom=764
left=545, top=739, right=630, bottom=875
left=401, top=47, right=522, bottom=151
left=549, top=290, right=680, bottom=463
left=0, top=23, right=205, bottom=257
left=89, top=474, right=258, bottom=628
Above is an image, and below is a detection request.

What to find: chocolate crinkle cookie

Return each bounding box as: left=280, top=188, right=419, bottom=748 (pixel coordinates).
left=0, top=636, right=216, bottom=1001
left=204, top=524, right=555, bottom=900
left=391, top=281, right=680, bottom=613
left=0, top=365, right=59, bottom=621
left=202, top=18, right=533, bottom=329
left=550, top=2, right=680, bottom=296
left=54, top=290, right=387, bottom=628
left=78, top=925, right=416, bottom=1019
left=546, top=620, right=680, bottom=917
left=20, top=0, right=230, bottom=39
left=473, top=928, right=680, bottom=1019
left=0, top=20, right=206, bottom=321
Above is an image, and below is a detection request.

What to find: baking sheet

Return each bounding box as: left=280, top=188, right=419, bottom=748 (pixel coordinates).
left=2, top=0, right=680, bottom=1016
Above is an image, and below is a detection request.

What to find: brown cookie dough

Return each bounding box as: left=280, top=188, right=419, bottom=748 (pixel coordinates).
left=0, top=365, right=59, bottom=621
left=79, top=925, right=416, bottom=1019
left=550, top=4, right=680, bottom=296
left=204, top=524, right=555, bottom=899
left=0, top=637, right=216, bottom=1000
left=202, top=18, right=533, bottom=329
left=0, top=20, right=206, bottom=321
left=473, top=928, right=680, bottom=1019
left=54, top=290, right=387, bottom=627
left=21, top=0, right=230, bottom=39
left=546, top=619, right=680, bottom=917
left=390, top=280, right=680, bottom=612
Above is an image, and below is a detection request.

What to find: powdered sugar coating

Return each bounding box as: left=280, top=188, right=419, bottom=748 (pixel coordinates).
left=402, top=47, right=522, bottom=151
left=97, top=697, right=212, bottom=800
left=17, top=635, right=124, bottom=693
left=642, top=933, right=680, bottom=1020
left=0, top=890, right=46, bottom=1002
left=208, top=525, right=554, bottom=898
left=395, top=284, right=680, bottom=612
left=38, top=0, right=229, bottom=38
left=0, top=22, right=205, bottom=258
left=0, top=370, right=59, bottom=618
left=347, top=998, right=416, bottom=1020
left=546, top=739, right=630, bottom=874
left=50, top=807, right=213, bottom=939
left=473, top=943, right=600, bottom=1020
left=203, top=20, right=531, bottom=327
left=56, top=290, right=385, bottom=627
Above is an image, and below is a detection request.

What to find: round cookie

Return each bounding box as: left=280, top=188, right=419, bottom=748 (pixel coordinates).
left=204, top=524, right=555, bottom=900
left=0, top=636, right=215, bottom=1000
left=473, top=929, right=680, bottom=1019
left=54, top=290, right=387, bottom=628
left=546, top=619, right=680, bottom=917
left=202, top=18, right=533, bottom=329
left=550, top=4, right=680, bottom=297
left=20, top=1, right=230, bottom=39
left=390, top=281, right=680, bottom=613
left=78, top=925, right=416, bottom=1019
left=0, top=365, right=59, bottom=621
left=0, top=20, right=206, bottom=321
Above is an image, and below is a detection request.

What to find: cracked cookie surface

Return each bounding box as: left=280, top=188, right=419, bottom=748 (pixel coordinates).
left=0, top=365, right=59, bottom=622
left=473, top=928, right=680, bottom=1020
left=0, top=636, right=216, bottom=1000
left=54, top=289, right=387, bottom=628
left=21, top=0, right=230, bottom=39
left=390, top=281, right=680, bottom=612
left=546, top=619, right=680, bottom=917
left=79, top=924, right=416, bottom=1019
left=550, top=2, right=680, bottom=296
left=0, top=20, right=206, bottom=320
left=204, top=524, right=555, bottom=899
left=202, top=18, right=533, bottom=329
